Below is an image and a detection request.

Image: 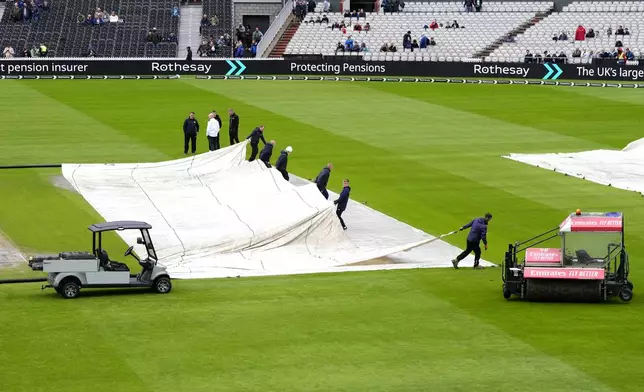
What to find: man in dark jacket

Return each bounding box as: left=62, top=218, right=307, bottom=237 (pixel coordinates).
left=314, top=163, right=333, bottom=199
left=212, top=110, right=222, bottom=128
left=451, top=212, right=492, bottom=269
left=246, top=125, right=266, bottom=161
left=259, top=140, right=276, bottom=167
left=275, top=146, right=292, bottom=181
left=333, top=179, right=351, bottom=230
left=228, top=108, right=240, bottom=145
left=182, top=112, right=200, bottom=154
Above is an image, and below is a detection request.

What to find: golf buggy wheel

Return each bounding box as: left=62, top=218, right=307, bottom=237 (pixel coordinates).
left=619, top=287, right=633, bottom=302
left=60, top=280, right=80, bottom=299
left=627, top=281, right=634, bottom=291
left=154, top=276, right=172, bottom=294
left=503, top=285, right=512, bottom=300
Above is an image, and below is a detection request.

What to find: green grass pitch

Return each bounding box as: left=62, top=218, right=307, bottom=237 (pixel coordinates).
left=1, top=79, right=644, bottom=392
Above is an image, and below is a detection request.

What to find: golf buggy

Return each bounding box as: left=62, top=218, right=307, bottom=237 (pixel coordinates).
left=502, top=211, right=633, bottom=302
left=29, top=221, right=172, bottom=299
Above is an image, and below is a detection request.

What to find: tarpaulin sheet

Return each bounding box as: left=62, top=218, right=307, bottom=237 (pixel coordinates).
left=504, top=138, right=644, bottom=195
left=62, top=141, right=493, bottom=279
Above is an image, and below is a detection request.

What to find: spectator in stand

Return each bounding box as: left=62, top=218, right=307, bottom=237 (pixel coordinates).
left=321, top=14, right=329, bottom=23
left=524, top=50, right=533, bottom=63
left=429, top=37, right=436, bottom=46
left=336, top=42, right=346, bottom=53
left=380, top=43, right=388, bottom=52
left=616, top=25, right=625, bottom=35
left=626, top=48, right=635, bottom=60
left=419, top=34, right=429, bottom=48
left=147, top=28, right=162, bottom=44
left=429, top=20, right=439, bottom=30
left=236, top=24, right=245, bottom=41
left=250, top=40, right=257, bottom=57
left=544, top=50, right=551, bottom=62
left=84, top=14, right=93, bottom=25
left=109, top=11, right=119, bottom=22
left=364, top=22, right=370, bottom=31
left=323, top=0, right=330, bottom=12
left=234, top=41, right=245, bottom=57
left=410, top=39, right=419, bottom=51
left=3, top=46, right=15, bottom=58
left=403, top=30, right=411, bottom=46
left=172, top=5, right=180, bottom=17
left=464, top=0, right=474, bottom=12
left=559, top=30, right=568, bottom=40
left=186, top=46, right=192, bottom=60
left=552, top=33, right=558, bottom=41
left=575, top=25, right=586, bottom=41
left=244, top=24, right=253, bottom=46
left=10, top=2, right=21, bottom=22
left=606, top=26, right=612, bottom=36
left=624, top=27, right=630, bottom=35
left=558, top=51, right=567, bottom=63
left=403, top=38, right=411, bottom=49
left=615, top=39, right=623, bottom=48
left=353, top=23, right=362, bottom=32
left=572, top=48, right=581, bottom=57
left=197, top=39, right=208, bottom=57
left=452, top=20, right=460, bottom=28
left=307, top=0, right=316, bottom=12
left=360, top=42, right=368, bottom=52
left=585, top=28, right=595, bottom=38
left=252, top=27, right=263, bottom=43
left=534, top=52, right=542, bottom=63
left=358, top=8, right=366, bottom=17
left=388, top=42, right=397, bottom=52
left=474, top=0, right=482, bottom=12
left=345, top=36, right=354, bottom=50
left=200, top=14, right=211, bottom=34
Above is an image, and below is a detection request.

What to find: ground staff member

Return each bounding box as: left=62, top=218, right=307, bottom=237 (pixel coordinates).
left=314, top=163, right=333, bottom=199
left=246, top=125, right=266, bottom=161
left=228, top=109, right=240, bottom=145
left=183, top=112, right=200, bottom=154
left=275, top=146, right=292, bottom=181
left=333, top=179, right=351, bottom=230
left=206, top=112, right=220, bottom=151
left=259, top=140, right=276, bottom=167
left=451, top=212, right=492, bottom=270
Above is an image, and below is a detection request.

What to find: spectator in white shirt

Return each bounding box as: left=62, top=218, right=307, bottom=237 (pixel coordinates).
left=206, top=112, right=221, bottom=151
left=3, top=46, right=15, bottom=58
left=109, top=11, right=119, bottom=22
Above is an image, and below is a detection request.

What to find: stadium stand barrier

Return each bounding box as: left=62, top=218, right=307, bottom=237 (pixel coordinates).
left=2, top=57, right=644, bottom=82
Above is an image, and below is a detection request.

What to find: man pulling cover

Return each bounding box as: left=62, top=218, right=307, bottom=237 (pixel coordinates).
left=451, top=212, right=492, bottom=269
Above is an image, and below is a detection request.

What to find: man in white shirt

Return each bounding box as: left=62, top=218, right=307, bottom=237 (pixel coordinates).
left=109, top=11, right=119, bottom=22
left=206, top=112, right=221, bottom=151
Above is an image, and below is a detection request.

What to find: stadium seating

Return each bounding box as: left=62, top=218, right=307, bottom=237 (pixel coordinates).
left=0, top=0, right=179, bottom=57
left=200, top=0, right=234, bottom=56
left=284, top=1, right=554, bottom=62
left=491, top=1, right=643, bottom=63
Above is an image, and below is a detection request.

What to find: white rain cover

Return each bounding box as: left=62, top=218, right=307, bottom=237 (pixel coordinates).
left=62, top=141, right=493, bottom=279
left=504, top=138, right=644, bottom=195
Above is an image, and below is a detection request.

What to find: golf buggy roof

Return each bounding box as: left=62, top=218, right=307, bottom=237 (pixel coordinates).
left=88, top=221, right=152, bottom=233
left=559, top=212, right=623, bottom=233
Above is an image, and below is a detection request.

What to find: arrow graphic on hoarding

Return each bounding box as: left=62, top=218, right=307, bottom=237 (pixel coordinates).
left=542, top=63, right=563, bottom=80
left=234, top=60, right=246, bottom=76
left=225, top=59, right=247, bottom=76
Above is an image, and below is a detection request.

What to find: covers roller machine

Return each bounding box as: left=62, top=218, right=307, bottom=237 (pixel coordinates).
left=503, top=210, right=633, bottom=302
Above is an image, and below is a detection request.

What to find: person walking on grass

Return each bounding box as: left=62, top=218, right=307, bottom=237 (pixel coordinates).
left=259, top=140, right=276, bottom=167
left=315, top=163, right=333, bottom=199
left=183, top=112, right=199, bottom=154
left=333, top=179, right=351, bottom=230
left=451, top=212, right=492, bottom=270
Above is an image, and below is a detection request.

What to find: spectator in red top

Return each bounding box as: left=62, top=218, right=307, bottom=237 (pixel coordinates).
left=575, top=25, right=586, bottom=41
left=430, top=20, right=439, bottom=30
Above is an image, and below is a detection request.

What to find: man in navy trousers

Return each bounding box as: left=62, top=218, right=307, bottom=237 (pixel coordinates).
left=452, top=212, right=492, bottom=269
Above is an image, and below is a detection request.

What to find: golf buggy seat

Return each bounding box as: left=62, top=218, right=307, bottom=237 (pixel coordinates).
left=98, top=250, right=130, bottom=272
left=575, top=249, right=605, bottom=265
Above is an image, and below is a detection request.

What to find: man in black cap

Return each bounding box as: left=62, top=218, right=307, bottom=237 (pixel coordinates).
left=228, top=108, right=240, bottom=145
left=451, top=212, right=492, bottom=269
left=259, top=140, right=276, bottom=167
left=246, top=125, right=266, bottom=161
left=314, top=163, right=333, bottom=199
left=182, top=112, right=200, bottom=154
